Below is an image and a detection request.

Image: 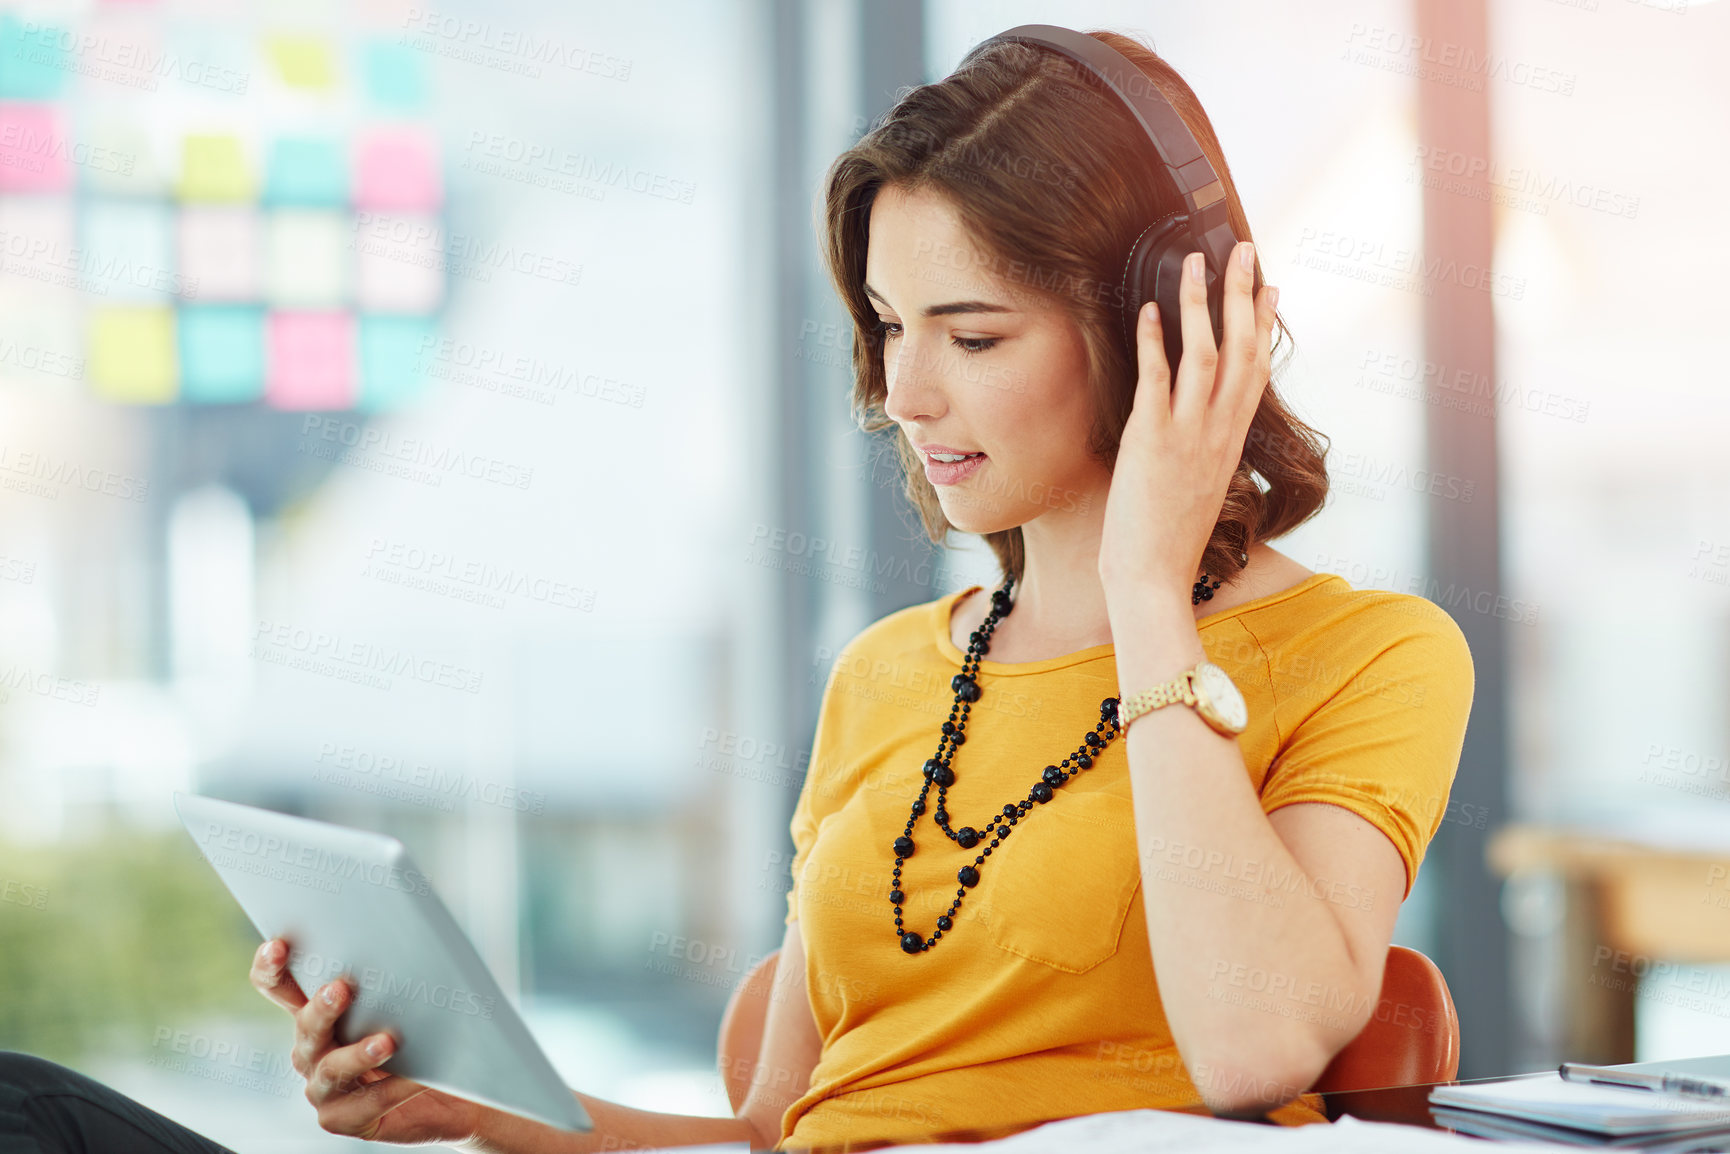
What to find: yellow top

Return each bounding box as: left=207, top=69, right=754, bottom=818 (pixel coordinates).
left=776, top=572, right=1475, bottom=1149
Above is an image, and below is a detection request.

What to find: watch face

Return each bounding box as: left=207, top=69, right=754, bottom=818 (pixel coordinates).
left=1194, top=662, right=1248, bottom=733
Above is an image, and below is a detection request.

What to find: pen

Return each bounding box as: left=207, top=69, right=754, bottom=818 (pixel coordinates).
left=1560, top=1063, right=1730, bottom=1102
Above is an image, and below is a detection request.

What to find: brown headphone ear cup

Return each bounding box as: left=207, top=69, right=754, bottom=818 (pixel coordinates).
left=1120, top=214, right=1226, bottom=381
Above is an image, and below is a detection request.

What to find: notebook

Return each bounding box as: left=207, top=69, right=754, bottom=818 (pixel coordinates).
left=1430, top=1105, right=1730, bottom=1151
left=1430, top=1058, right=1730, bottom=1139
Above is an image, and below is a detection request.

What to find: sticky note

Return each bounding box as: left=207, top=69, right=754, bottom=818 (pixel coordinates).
left=359, top=39, right=427, bottom=109
left=0, top=178, right=73, bottom=287
left=0, top=102, right=71, bottom=192
left=81, top=199, right=179, bottom=301
left=164, top=26, right=250, bottom=97
left=179, top=305, right=264, bottom=403
left=354, top=127, right=440, bottom=210
left=264, top=209, right=348, bottom=306
left=0, top=235, right=81, bottom=387
left=76, top=117, right=156, bottom=195
left=358, top=314, right=436, bottom=410
left=89, top=306, right=177, bottom=403
left=0, top=14, right=70, bottom=100
left=355, top=211, right=442, bottom=313
left=180, top=134, right=252, bottom=201
left=179, top=206, right=260, bottom=301
left=267, top=310, right=353, bottom=409
left=267, top=35, right=335, bottom=90
left=264, top=137, right=347, bottom=207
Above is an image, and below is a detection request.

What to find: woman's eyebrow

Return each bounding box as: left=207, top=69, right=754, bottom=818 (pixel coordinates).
left=864, top=283, right=1016, bottom=317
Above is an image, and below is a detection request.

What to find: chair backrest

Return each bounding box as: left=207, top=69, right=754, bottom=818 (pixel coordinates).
left=716, top=942, right=1459, bottom=1113
left=1310, top=944, right=1461, bottom=1094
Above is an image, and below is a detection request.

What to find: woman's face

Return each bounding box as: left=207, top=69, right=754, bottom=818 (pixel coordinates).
left=865, top=184, right=1110, bottom=536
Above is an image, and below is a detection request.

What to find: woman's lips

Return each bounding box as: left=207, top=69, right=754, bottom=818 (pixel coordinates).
left=923, top=451, right=987, bottom=485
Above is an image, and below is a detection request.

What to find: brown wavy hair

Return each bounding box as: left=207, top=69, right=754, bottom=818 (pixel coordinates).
left=819, top=28, right=1330, bottom=588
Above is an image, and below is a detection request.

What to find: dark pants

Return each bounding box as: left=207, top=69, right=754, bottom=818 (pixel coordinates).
left=0, top=1051, right=239, bottom=1154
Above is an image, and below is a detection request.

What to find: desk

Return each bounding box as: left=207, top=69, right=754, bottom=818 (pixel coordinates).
left=1489, top=824, right=1730, bottom=1063
left=775, top=1054, right=1726, bottom=1152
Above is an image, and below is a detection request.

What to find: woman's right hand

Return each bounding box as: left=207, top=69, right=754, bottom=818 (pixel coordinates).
left=249, top=937, right=494, bottom=1145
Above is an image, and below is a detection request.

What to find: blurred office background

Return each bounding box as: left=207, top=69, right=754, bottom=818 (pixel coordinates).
left=0, top=0, right=1726, bottom=1149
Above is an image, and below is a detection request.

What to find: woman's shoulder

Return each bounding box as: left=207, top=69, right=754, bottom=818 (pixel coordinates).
left=819, top=587, right=962, bottom=678
left=1233, top=570, right=1474, bottom=682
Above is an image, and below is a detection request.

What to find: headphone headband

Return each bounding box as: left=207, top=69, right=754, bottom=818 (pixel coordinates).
left=952, top=24, right=1241, bottom=368
left=954, top=26, right=1238, bottom=245
left=957, top=24, right=1226, bottom=218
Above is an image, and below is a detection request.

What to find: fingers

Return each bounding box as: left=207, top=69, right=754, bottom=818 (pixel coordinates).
left=251, top=938, right=308, bottom=1013
left=1197, top=242, right=1280, bottom=430
left=307, top=1031, right=396, bottom=1102
left=1222, top=241, right=1275, bottom=425
left=1135, top=299, right=1171, bottom=417
left=308, top=1035, right=433, bottom=1139
left=1174, top=251, right=1220, bottom=424
left=292, top=975, right=355, bottom=1078
left=1140, top=242, right=1273, bottom=420
left=1221, top=241, right=1261, bottom=379
left=1239, top=282, right=1279, bottom=427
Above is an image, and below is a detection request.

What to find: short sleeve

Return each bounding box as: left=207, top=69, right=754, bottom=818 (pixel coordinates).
left=785, top=754, right=821, bottom=925
left=785, top=652, right=845, bottom=925
left=1256, top=600, right=1475, bottom=899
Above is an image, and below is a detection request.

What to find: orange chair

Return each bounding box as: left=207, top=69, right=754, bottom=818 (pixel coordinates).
left=1312, top=944, right=1460, bottom=1094
left=716, top=944, right=1458, bottom=1113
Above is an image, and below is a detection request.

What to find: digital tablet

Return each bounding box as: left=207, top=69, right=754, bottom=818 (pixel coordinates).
left=172, top=791, right=593, bottom=1133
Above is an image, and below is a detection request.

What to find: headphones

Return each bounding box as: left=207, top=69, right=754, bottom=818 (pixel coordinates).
left=955, top=24, right=1240, bottom=379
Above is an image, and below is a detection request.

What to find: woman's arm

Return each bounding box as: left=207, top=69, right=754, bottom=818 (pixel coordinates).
left=458, top=918, right=824, bottom=1153
left=1096, top=244, right=1412, bottom=1116
left=459, top=1097, right=757, bottom=1153
left=1105, top=591, right=1407, bottom=1117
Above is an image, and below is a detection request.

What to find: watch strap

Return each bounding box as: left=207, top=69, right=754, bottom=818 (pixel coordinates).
left=1119, top=667, right=1197, bottom=730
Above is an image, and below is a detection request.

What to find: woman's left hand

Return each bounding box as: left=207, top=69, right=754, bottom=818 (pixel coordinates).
left=1097, top=240, right=1278, bottom=604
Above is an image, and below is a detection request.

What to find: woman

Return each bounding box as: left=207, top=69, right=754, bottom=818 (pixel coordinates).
left=0, top=25, right=1472, bottom=1154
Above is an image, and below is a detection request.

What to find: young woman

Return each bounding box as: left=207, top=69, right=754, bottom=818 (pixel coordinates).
left=0, top=26, right=1472, bottom=1154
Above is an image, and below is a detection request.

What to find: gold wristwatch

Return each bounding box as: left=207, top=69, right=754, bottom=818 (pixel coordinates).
left=1118, top=659, right=1248, bottom=737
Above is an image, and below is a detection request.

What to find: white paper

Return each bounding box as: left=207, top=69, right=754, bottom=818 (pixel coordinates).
left=844, top=1107, right=1566, bottom=1153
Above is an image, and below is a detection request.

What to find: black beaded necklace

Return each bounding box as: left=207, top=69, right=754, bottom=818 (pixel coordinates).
left=891, top=570, right=1226, bottom=954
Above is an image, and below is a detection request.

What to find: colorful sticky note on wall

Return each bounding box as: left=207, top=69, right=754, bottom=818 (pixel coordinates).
left=264, top=137, right=347, bottom=206
left=355, top=127, right=440, bottom=210
left=354, top=211, right=442, bottom=313
left=0, top=200, right=79, bottom=383
left=90, top=306, right=177, bottom=403
left=0, top=15, right=69, bottom=100
left=179, top=206, right=260, bottom=301
left=180, top=134, right=252, bottom=201
left=162, top=26, right=251, bottom=98
left=358, top=314, right=435, bottom=411
left=0, top=194, right=72, bottom=294
left=267, top=35, right=335, bottom=90
left=359, top=39, right=427, bottom=110
left=77, top=118, right=158, bottom=196
left=0, top=103, right=71, bottom=192
left=180, top=305, right=264, bottom=403
left=82, top=199, right=178, bottom=302
left=267, top=310, right=353, bottom=409
left=264, top=209, right=348, bottom=306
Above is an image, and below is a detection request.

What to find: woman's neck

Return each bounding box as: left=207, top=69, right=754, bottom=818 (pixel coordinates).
left=950, top=544, right=1314, bottom=664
